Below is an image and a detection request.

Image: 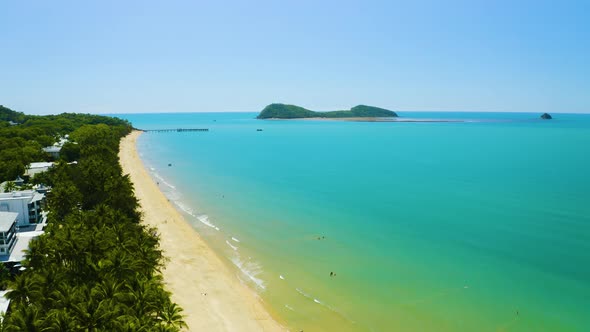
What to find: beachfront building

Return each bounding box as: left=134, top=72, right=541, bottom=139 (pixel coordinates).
left=13, top=176, right=24, bottom=187
left=0, top=212, right=18, bottom=256
left=42, top=135, right=70, bottom=159
left=0, top=190, right=46, bottom=227
left=42, top=145, right=61, bottom=159
left=25, top=161, right=54, bottom=177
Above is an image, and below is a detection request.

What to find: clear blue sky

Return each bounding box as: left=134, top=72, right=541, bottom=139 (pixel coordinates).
left=1, top=0, right=588, bottom=114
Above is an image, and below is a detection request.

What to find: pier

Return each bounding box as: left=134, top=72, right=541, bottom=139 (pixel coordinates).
left=142, top=128, right=209, bottom=133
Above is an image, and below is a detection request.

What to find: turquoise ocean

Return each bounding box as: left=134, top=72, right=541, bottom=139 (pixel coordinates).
left=119, top=112, right=590, bottom=332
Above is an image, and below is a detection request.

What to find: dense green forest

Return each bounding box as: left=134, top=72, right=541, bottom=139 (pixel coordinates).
left=0, top=105, right=185, bottom=331
left=256, top=103, right=398, bottom=119
left=0, top=105, right=130, bottom=182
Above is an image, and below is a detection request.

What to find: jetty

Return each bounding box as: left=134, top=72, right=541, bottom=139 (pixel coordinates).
left=141, top=128, right=209, bottom=133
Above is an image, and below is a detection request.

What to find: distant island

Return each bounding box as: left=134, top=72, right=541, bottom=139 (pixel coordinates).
left=256, top=104, right=398, bottom=119
left=540, top=113, right=553, bottom=120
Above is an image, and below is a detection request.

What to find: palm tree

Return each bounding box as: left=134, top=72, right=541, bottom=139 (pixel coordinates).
left=43, top=309, right=76, bottom=332
left=0, top=265, right=10, bottom=290
left=49, top=283, right=78, bottom=311
left=3, top=181, right=16, bottom=193
left=3, top=305, right=44, bottom=332
left=70, top=292, right=117, bottom=332
left=6, top=274, right=43, bottom=306
left=158, top=302, right=187, bottom=330
left=91, top=277, right=126, bottom=303
left=124, top=278, right=159, bottom=317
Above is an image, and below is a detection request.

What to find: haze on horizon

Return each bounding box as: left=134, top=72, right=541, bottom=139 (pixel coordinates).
left=1, top=0, right=589, bottom=115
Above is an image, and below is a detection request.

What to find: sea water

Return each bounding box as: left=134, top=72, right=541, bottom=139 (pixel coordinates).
left=120, top=112, right=590, bottom=332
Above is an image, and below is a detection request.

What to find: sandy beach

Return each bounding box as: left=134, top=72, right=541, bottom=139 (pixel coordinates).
left=119, top=131, right=285, bottom=332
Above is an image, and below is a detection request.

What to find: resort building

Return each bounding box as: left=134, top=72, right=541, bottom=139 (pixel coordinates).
left=25, top=161, right=54, bottom=177
left=0, top=212, right=18, bottom=256
left=42, top=145, right=61, bottom=159
left=42, top=135, right=70, bottom=159
left=0, top=190, right=46, bottom=227
left=13, top=176, right=24, bottom=187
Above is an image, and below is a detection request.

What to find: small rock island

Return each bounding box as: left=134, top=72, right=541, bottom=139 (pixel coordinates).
left=256, top=103, right=398, bottom=119
left=540, top=113, right=553, bottom=120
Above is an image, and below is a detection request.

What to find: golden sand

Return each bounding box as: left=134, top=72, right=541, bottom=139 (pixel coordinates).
left=119, top=131, right=285, bottom=332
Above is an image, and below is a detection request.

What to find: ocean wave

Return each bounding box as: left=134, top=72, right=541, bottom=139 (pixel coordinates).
left=196, top=214, right=220, bottom=231
left=174, top=201, right=195, bottom=216
left=231, top=257, right=266, bottom=290
left=173, top=202, right=221, bottom=231
left=231, top=236, right=240, bottom=243
left=285, top=304, right=295, bottom=311
left=226, top=240, right=238, bottom=251
left=295, top=288, right=356, bottom=323
left=279, top=275, right=285, bottom=280
left=295, top=287, right=325, bottom=306
left=295, top=288, right=315, bottom=301
left=151, top=171, right=176, bottom=189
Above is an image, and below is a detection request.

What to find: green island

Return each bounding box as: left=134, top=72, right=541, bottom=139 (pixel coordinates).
left=256, top=103, right=398, bottom=119
left=0, top=105, right=186, bottom=331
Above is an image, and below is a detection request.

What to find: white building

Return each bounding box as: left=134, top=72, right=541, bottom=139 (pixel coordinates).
left=42, top=135, right=70, bottom=159
left=42, top=145, right=61, bottom=159
left=25, top=161, right=54, bottom=177
left=0, top=212, right=18, bottom=256
left=0, top=190, right=45, bottom=227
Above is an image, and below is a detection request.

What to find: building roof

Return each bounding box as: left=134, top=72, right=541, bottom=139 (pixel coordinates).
left=7, top=232, right=43, bottom=262
left=42, top=146, right=61, bottom=153
left=0, top=190, right=36, bottom=200
left=0, top=212, right=18, bottom=233
left=26, top=162, right=54, bottom=177
left=14, top=176, right=24, bottom=185
left=30, top=192, right=45, bottom=203
left=29, top=162, right=54, bottom=169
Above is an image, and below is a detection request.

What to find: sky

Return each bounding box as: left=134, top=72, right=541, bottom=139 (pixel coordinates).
left=1, top=0, right=589, bottom=114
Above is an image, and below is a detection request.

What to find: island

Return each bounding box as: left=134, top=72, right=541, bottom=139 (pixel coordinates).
left=540, top=113, right=553, bottom=120
left=256, top=103, right=398, bottom=119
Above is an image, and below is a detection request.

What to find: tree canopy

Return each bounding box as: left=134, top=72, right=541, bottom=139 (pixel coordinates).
left=256, top=103, right=398, bottom=119
left=0, top=105, right=186, bottom=331
left=0, top=105, right=131, bottom=182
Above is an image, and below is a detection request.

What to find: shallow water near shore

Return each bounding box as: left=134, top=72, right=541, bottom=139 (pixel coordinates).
left=120, top=111, right=590, bottom=332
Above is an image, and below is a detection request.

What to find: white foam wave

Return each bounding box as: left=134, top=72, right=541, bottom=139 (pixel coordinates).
left=196, top=214, right=220, bottom=231
left=285, top=304, right=295, bottom=311
left=295, top=288, right=323, bottom=304
left=226, top=240, right=238, bottom=251
left=279, top=275, right=285, bottom=280
left=174, top=201, right=194, bottom=215
left=152, top=172, right=176, bottom=189
left=296, top=288, right=313, bottom=300
left=231, top=257, right=266, bottom=290
left=173, top=202, right=220, bottom=231
left=231, top=237, right=240, bottom=243
left=295, top=288, right=356, bottom=323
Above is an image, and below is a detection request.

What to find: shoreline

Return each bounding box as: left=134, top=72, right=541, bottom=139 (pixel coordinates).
left=119, top=131, right=286, bottom=331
